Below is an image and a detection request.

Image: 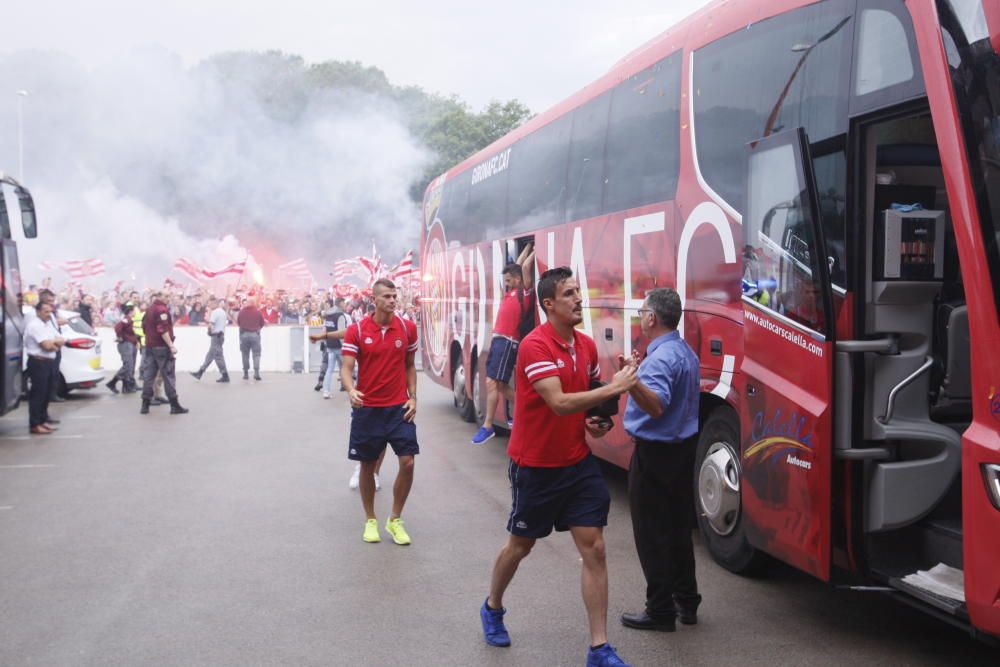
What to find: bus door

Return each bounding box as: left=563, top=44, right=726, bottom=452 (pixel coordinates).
left=739, top=127, right=836, bottom=580
left=0, top=239, right=24, bottom=415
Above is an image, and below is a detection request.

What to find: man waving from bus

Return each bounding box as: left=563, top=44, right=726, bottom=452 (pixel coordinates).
left=471, top=242, right=535, bottom=444
left=480, top=267, right=638, bottom=667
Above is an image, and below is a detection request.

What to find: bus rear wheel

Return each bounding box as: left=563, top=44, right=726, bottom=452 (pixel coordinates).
left=694, top=407, right=767, bottom=575
left=452, top=361, right=476, bottom=423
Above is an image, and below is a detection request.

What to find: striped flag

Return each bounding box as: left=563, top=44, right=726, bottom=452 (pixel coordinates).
left=62, top=258, right=105, bottom=279
left=202, top=260, right=247, bottom=278
left=278, top=257, right=313, bottom=287
left=173, top=257, right=206, bottom=284
left=389, top=250, right=415, bottom=281
left=38, top=260, right=53, bottom=272
left=333, top=258, right=365, bottom=283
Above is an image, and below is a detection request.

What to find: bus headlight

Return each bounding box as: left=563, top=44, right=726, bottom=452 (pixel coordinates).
left=984, top=464, right=1000, bottom=511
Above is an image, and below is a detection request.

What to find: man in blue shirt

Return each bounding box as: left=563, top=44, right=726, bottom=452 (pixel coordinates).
left=618, top=287, right=701, bottom=633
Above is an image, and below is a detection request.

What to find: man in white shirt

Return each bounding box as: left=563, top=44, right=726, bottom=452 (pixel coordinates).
left=191, top=297, right=231, bottom=383
left=24, top=301, right=64, bottom=434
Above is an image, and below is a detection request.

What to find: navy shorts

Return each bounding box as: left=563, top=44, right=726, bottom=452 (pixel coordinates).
left=506, top=454, right=610, bottom=538
left=486, top=336, right=518, bottom=383
left=348, top=404, right=419, bottom=461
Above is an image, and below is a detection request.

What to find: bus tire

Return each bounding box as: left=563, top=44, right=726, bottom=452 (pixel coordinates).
left=694, top=407, right=768, bottom=575
left=452, top=358, right=476, bottom=423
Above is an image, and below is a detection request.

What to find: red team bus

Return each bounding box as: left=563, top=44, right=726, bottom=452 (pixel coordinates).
left=420, top=0, right=1000, bottom=640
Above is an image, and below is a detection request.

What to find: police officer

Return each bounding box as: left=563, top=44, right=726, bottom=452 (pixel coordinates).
left=236, top=297, right=265, bottom=380
left=106, top=303, right=139, bottom=394
left=619, top=287, right=701, bottom=632
left=140, top=291, right=188, bottom=415
left=321, top=297, right=350, bottom=397
left=191, top=297, right=231, bottom=382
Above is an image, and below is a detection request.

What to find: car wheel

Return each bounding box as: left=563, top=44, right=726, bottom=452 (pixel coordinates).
left=695, top=406, right=768, bottom=574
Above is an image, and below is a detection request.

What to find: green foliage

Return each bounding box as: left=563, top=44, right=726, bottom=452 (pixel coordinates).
left=197, top=51, right=532, bottom=202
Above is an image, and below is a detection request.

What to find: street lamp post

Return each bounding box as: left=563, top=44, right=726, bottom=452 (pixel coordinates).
left=16, top=90, right=28, bottom=182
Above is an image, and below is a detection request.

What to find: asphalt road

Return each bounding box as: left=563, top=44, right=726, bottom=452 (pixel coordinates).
left=0, top=373, right=996, bottom=667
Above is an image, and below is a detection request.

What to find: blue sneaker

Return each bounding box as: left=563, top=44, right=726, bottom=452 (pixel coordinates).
left=480, top=598, right=511, bottom=646
left=471, top=427, right=495, bottom=445
left=586, top=644, right=631, bottom=667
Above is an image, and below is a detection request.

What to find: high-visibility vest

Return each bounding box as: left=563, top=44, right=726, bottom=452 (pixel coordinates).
left=132, top=308, right=145, bottom=345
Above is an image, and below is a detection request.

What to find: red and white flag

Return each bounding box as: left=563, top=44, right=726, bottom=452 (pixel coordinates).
left=389, top=250, right=415, bottom=281
left=173, top=257, right=206, bottom=284
left=279, top=257, right=313, bottom=282
left=62, top=258, right=105, bottom=279
left=202, top=260, right=247, bottom=278
left=333, top=258, right=365, bottom=283
left=38, top=260, right=54, bottom=272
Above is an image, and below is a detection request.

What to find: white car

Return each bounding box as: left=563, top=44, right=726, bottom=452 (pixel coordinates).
left=22, top=307, right=106, bottom=395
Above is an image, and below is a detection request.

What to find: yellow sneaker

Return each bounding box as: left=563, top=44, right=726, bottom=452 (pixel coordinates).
left=385, top=517, right=411, bottom=545
left=363, top=518, right=381, bottom=543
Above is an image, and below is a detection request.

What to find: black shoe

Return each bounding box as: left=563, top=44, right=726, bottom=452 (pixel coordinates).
left=254, top=373, right=262, bottom=381
left=190, top=371, right=203, bottom=381
left=45, top=418, right=61, bottom=425
left=675, top=603, right=698, bottom=626
left=140, top=400, right=150, bottom=415
left=151, top=397, right=169, bottom=405
left=243, top=371, right=249, bottom=380
left=122, top=387, right=138, bottom=394
left=314, top=383, right=323, bottom=392
left=169, top=399, right=189, bottom=415
left=620, top=611, right=676, bottom=632
left=217, top=375, right=230, bottom=383
left=105, top=380, right=119, bottom=394
left=50, top=395, right=66, bottom=402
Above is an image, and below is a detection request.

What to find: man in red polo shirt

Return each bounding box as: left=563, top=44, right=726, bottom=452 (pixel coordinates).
left=341, top=278, right=419, bottom=546
left=480, top=267, right=638, bottom=667
left=471, top=243, right=535, bottom=444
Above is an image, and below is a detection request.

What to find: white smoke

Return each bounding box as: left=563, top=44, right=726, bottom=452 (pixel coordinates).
left=0, top=47, right=430, bottom=288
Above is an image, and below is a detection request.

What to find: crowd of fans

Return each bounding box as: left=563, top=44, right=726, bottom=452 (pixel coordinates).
left=21, top=279, right=420, bottom=328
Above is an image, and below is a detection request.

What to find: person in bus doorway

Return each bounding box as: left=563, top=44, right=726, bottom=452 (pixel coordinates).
left=471, top=243, right=536, bottom=444
left=340, top=279, right=419, bottom=545
left=480, top=267, right=638, bottom=667
left=619, top=287, right=701, bottom=632
left=140, top=291, right=188, bottom=415
left=25, top=301, right=64, bottom=435
left=191, top=297, right=231, bottom=383
left=106, top=303, right=139, bottom=394
left=237, top=297, right=265, bottom=381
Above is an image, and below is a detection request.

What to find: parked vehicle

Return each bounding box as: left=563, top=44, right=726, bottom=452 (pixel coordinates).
left=420, top=0, right=1000, bottom=641
left=0, top=173, right=37, bottom=415
left=21, top=307, right=105, bottom=396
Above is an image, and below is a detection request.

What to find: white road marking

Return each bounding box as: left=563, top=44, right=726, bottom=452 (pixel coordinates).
left=0, top=464, right=57, bottom=469
left=0, top=506, right=13, bottom=511
left=64, top=415, right=103, bottom=419
left=0, top=434, right=84, bottom=441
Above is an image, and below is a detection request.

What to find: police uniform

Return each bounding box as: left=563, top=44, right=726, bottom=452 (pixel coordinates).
left=321, top=306, right=349, bottom=393
left=140, top=298, right=187, bottom=414
left=107, top=312, right=139, bottom=393
left=193, top=305, right=230, bottom=381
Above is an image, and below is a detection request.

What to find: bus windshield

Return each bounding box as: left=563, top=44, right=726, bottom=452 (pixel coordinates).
left=939, top=0, right=1000, bottom=317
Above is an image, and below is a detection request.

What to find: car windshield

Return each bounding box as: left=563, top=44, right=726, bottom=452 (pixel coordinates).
left=939, top=0, right=1000, bottom=318
left=66, top=316, right=95, bottom=336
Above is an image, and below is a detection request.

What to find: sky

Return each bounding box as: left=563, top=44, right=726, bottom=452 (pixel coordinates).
left=1, top=0, right=714, bottom=111
left=0, top=0, right=715, bottom=288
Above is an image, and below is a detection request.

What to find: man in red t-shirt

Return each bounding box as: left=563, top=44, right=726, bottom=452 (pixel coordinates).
left=480, top=267, right=638, bottom=667
left=471, top=243, right=535, bottom=445
left=341, top=278, right=419, bottom=546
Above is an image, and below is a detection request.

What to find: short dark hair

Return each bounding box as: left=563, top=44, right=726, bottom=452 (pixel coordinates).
left=502, top=263, right=522, bottom=279
left=373, top=278, right=396, bottom=292
left=537, top=267, right=574, bottom=313
left=335, top=297, right=346, bottom=307
left=35, top=301, right=51, bottom=313
left=39, top=288, right=55, bottom=299
left=121, top=303, right=134, bottom=316
left=646, top=287, right=682, bottom=329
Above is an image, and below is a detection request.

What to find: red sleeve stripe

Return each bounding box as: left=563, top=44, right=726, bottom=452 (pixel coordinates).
left=406, top=343, right=418, bottom=352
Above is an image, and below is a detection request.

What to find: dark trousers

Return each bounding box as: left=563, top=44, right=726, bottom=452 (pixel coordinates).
left=49, top=350, right=62, bottom=399
left=141, top=347, right=178, bottom=401
left=239, top=331, right=261, bottom=373
left=27, top=357, right=54, bottom=428
left=113, top=341, right=137, bottom=390
left=628, top=437, right=701, bottom=618
left=198, top=333, right=228, bottom=375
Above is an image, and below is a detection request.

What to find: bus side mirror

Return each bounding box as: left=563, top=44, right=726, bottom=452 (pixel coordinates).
left=15, top=186, right=37, bottom=239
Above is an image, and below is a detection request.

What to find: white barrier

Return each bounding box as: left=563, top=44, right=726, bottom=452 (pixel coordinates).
left=96, top=325, right=326, bottom=373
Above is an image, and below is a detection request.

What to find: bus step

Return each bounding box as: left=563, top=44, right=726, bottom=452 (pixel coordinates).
left=889, top=564, right=968, bottom=619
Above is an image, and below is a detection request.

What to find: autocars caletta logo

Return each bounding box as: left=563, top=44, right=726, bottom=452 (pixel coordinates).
left=989, top=387, right=1000, bottom=424
left=744, top=408, right=816, bottom=471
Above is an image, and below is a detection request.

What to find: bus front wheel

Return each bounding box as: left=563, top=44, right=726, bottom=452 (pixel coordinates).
left=694, top=407, right=767, bottom=575
left=452, top=361, right=476, bottom=423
